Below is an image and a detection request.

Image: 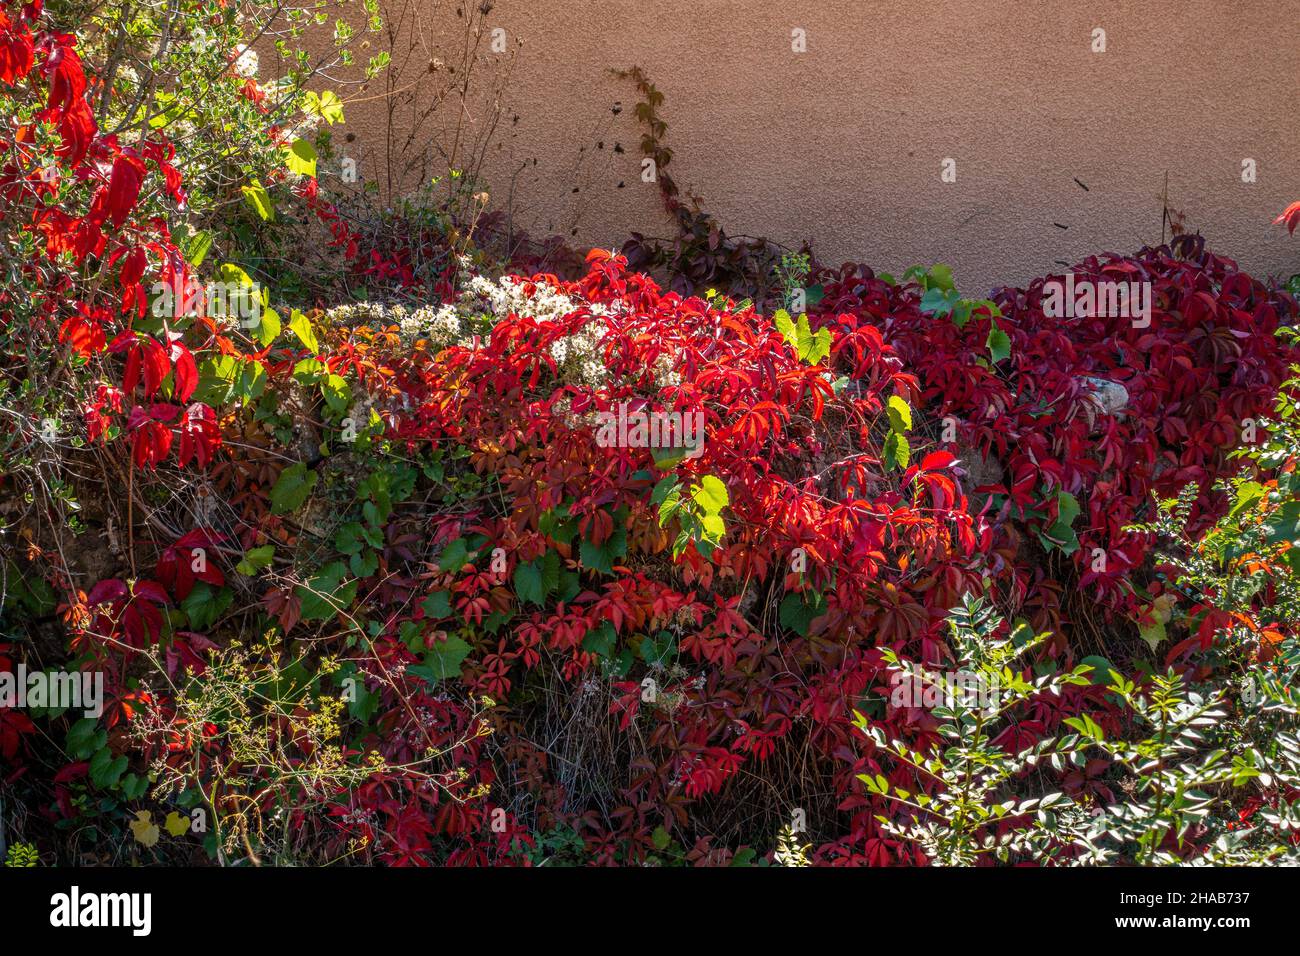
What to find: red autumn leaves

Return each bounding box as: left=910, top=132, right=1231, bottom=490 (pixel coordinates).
left=109, top=332, right=216, bottom=467
left=2, top=1, right=220, bottom=472
left=822, top=235, right=1297, bottom=635
left=1274, top=201, right=1300, bottom=236
left=92, top=152, right=147, bottom=229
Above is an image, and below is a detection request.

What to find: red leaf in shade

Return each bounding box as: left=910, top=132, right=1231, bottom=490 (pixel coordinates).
left=155, top=529, right=225, bottom=599
left=166, top=631, right=220, bottom=677
left=263, top=586, right=301, bottom=634
left=169, top=339, right=197, bottom=402
left=86, top=578, right=128, bottom=606
left=127, top=406, right=172, bottom=468
left=177, top=403, right=220, bottom=468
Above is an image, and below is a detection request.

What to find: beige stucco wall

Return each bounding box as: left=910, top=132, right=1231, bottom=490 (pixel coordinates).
left=327, top=0, right=1300, bottom=293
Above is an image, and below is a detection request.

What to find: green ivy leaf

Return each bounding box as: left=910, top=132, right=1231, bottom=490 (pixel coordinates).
left=515, top=560, right=546, bottom=606
left=579, top=524, right=627, bottom=575
left=926, top=264, right=954, bottom=291
left=194, top=354, right=239, bottom=405
left=986, top=323, right=1011, bottom=364
left=638, top=630, right=677, bottom=666
left=421, top=590, right=452, bottom=620
left=692, top=474, right=729, bottom=514
left=421, top=634, right=472, bottom=682
left=919, top=287, right=952, bottom=315
left=269, top=462, right=317, bottom=515
left=774, top=309, right=797, bottom=350
left=304, top=89, right=345, bottom=125
left=67, top=718, right=103, bottom=760
left=795, top=313, right=815, bottom=358
left=582, top=620, right=618, bottom=658
left=437, top=538, right=471, bottom=572
left=806, top=326, right=831, bottom=365
left=883, top=430, right=910, bottom=471
left=89, top=746, right=128, bottom=788
left=182, top=581, right=231, bottom=630
left=1137, top=618, right=1166, bottom=654
left=779, top=591, right=826, bottom=637
left=1041, top=491, right=1082, bottom=554
left=321, top=373, right=351, bottom=414
left=252, top=307, right=282, bottom=348
left=651, top=446, right=688, bottom=470
left=186, top=231, right=213, bottom=267
left=1079, top=655, right=1119, bottom=686
left=297, top=561, right=357, bottom=622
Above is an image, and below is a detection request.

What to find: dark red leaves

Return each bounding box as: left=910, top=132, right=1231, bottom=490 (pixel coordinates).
left=113, top=331, right=170, bottom=398
left=177, top=402, right=220, bottom=468
left=127, top=404, right=177, bottom=468
left=155, top=529, right=225, bottom=599
left=86, top=578, right=169, bottom=649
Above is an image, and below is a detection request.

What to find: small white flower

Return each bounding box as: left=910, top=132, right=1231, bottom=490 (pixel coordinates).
left=232, top=45, right=259, bottom=78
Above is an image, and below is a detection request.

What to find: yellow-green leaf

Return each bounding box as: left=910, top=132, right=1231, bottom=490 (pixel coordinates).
left=240, top=181, right=275, bottom=221
left=286, top=138, right=318, bottom=177
left=289, top=309, right=319, bottom=353
left=887, top=395, right=913, bottom=432
left=305, top=90, right=345, bottom=125
left=129, top=810, right=160, bottom=848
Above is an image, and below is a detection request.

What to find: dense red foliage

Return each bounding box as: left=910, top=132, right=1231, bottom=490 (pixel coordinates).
left=4, top=0, right=1298, bottom=865
left=814, top=242, right=1297, bottom=641
left=1, top=2, right=218, bottom=474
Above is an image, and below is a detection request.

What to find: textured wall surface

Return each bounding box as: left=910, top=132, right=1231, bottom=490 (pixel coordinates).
left=330, top=0, right=1300, bottom=294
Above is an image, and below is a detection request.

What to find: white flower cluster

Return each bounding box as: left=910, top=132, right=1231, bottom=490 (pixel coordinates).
left=460, top=275, right=614, bottom=388
left=460, top=273, right=594, bottom=325
left=323, top=272, right=677, bottom=392
left=652, top=351, right=683, bottom=388
left=546, top=323, right=608, bottom=388
left=232, top=45, right=260, bottom=78
left=323, top=301, right=465, bottom=351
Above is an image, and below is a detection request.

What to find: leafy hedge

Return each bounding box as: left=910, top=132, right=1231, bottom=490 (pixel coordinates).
left=2, top=0, right=1299, bottom=867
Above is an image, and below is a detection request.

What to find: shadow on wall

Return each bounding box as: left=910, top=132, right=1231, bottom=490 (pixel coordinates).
left=301, top=0, right=1300, bottom=294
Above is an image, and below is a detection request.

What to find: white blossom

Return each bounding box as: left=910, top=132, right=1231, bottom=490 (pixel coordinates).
left=232, top=45, right=260, bottom=78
